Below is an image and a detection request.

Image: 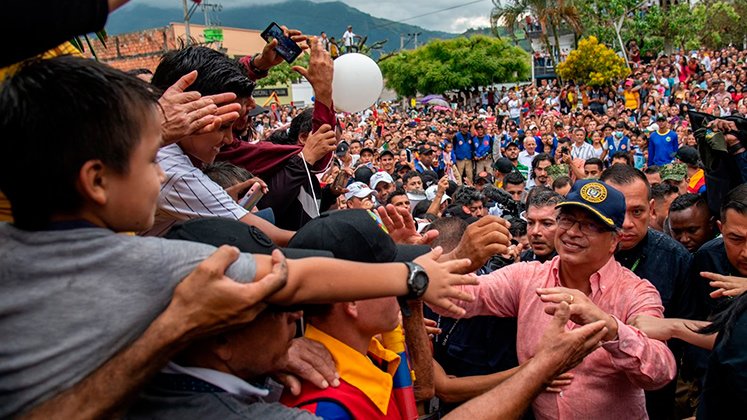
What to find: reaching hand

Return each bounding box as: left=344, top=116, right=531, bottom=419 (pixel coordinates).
left=275, top=337, right=340, bottom=396
left=537, top=287, right=618, bottom=341
left=293, top=36, right=334, bottom=108
left=533, top=301, right=607, bottom=376
left=167, top=246, right=287, bottom=341
left=704, top=271, right=747, bottom=298
left=158, top=71, right=241, bottom=144
left=254, top=26, right=308, bottom=71
left=627, top=314, right=674, bottom=341
left=224, top=177, right=269, bottom=202
left=449, top=215, right=511, bottom=273
left=376, top=204, right=439, bottom=245
left=415, top=247, right=478, bottom=317
left=302, top=124, right=337, bottom=164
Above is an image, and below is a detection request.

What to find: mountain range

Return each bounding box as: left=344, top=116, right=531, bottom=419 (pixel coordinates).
left=106, top=0, right=459, bottom=53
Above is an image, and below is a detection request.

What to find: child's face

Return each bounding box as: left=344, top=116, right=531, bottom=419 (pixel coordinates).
left=180, top=123, right=234, bottom=164
left=103, top=108, right=165, bottom=231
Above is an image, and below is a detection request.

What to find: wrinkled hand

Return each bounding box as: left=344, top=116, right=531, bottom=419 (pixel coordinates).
left=224, top=177, right=269, bottom=202
left=376, top=204, right=439, bottom=245
left=537, top=287, right=618, bottom=341
left=501, top=242, right=524, bottom=263
left=167, top=246, right=287, bottom=341
left=302, top=124, right=337, bottom=164
left=424, top=318, right=442, bottom=336
left=627, top=314, right=674, bottom=341
left=707, top=119, right=738, bottom=133
left=448, top=215, right=511, bottom=273
left=415, top=247, right=478, bottom=317
left=293, top=36, right=333, bottom=107
left=254, top=26, right=308, bottom=70
left=159, top=71, right=241, bottom=144
left=275, top=337, right=340, bottom=396
left=704, top=271, right=747, bottom=298
left=436, top=176, right=449, bottom=195
left=533, top=301, right=607, bottom=376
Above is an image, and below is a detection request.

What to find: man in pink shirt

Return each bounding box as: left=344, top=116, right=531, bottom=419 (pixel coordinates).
left=433, top=179, right=676, bottom=419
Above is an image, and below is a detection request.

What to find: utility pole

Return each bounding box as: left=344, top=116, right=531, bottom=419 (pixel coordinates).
left=413, top=32, right=420, bottom=49
left=400, top=34, right=404, bottom=50
left=183, top=0, right=191, bottom=46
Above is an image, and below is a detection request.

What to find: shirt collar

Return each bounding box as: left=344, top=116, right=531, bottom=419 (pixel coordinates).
left=162, top=362, right=270, bottom=399
left=305, top=325, right=400, bottom=415
left=551, top=255, right=618, bottom=296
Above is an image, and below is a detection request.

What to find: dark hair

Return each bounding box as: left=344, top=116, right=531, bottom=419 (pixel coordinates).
left=527, top=188, right=563, bottom=209
left=610, top=150, right=632, bottom=165
left=0, top=56, right=161, bottom=230
left=288, top=108, right=313, bottom=144
left=203, top=161, right=252, bottom=189
left=453, top=186, right=484, bottom=206
left=651, top=182, right=679, bottom=201
left=152, top=46, right=254, bottom=97
left=387, top=188, right=408, bottom=205
left=584, top=158, right=604, bottom=172
left=427, top=216, right=468, bottom=253
left=402, top=170, right=422, bottom=186
left=267, top=129, right=292, bottom=145
left=552, top=175, right=572, bottom=191
left=531, top=153, right=553, bottom=179
left=504, top=171, right=526, bottom=186
left=644, top=165, right=661, bottom=175
left=669, top=193, right=708, bottom=214
left=720, top=184, right=747, bottom=223
left=126, top=68, right=153, bottom=77
left=700, top=292, right=747, bottom=343
left=508, top=218, right=527, bottom=238
left=600, top=163, right=651, bottom=199
left=412, top=199, right=432, bottom=219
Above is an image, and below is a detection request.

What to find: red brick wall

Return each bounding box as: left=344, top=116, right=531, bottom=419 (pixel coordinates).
left=82, top=27, right=177, bottom=73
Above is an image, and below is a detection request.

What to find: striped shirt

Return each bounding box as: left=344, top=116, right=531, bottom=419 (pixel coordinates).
left=142, top=143, right=248, bottom=237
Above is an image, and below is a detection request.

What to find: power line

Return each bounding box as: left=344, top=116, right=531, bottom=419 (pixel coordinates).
left=371, top=0, right=490, bottom=30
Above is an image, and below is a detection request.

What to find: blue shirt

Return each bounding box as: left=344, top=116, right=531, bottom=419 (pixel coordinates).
left=473, top=135, right=493, bottom=159
left=453, top=132, right=474, bottom=161
left=648, top=130, right=679, bottom=166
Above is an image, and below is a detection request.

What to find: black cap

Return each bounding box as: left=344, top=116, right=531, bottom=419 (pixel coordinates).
left=354, top=165, right=374, bottom=185
left=505, top=141, right=520, bottom=149
left=360, top=147, right=375, bottom=156
left=248, top=105, right=270, bottom=117
left=656, top=115, right=667, bottom=122
left=419, top=146, right=435, bottom=155
left=335, top=141, right=350, bottom=158
left=379, top=149, right=394, bottom=159
left=493, top=157, right=514, bottom=174
left=676, top=146, right=700, bottom=165
left=165, top=218, right=332, bottom=259
left=475, top=171, right=493, bottom=184
left=615, top=121, right=627, bottom=129
left=289, top=209, right=430, bottom=263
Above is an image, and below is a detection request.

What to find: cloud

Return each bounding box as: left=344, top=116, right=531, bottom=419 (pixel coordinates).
left=125, top=0, right=494, bottom=33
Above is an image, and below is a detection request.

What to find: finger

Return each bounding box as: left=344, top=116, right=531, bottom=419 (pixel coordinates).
left=216, top=111, right=241, bottom=125
left=424, top=318, right=438, bottom=327
left=538, top=293, right=570, bottom=304
left=185, top=96, right=217, bottom=113
left=709, top=281, right=728, bottom=290
left=575, top=319, right=608, bottom=343
left=550, top=301, right=572, bottom=329
left=292, top=66, right=309, bottom=79
left=420, top=230, right=439, bottom=245
left=163, top=91, right=202, bottom=104
left=442, top=257, right=473, bottom=274
left=214, top=102, right=243, bottom=117
left=164, top=70, right=198, bottom=94
left=376, top=206, right=395, bottom=231
left=709, top=289, right=725, bottom=299
left=430, top=246, right=444, bottom=260
left=448, top=288, right=477, bottom=303
left=439, top=300, right=466, bottom=317
left=203, top=92, right=238, bottom=106
left=197, top=245, right=241, bottom=278
left=191, top=115, right=219, bottom=134
left=187, top=102, right=218, bottom=121
left=313, top=124, right=333, bottom=134
left=387, top=206, right=406, bottom=231
left=723, top=288, right=746, bottom=297
left=700, top=271, right=724, bottom=282
left=274, top=372, right=302, bottom=396
left=536, top=287, right=571, bottom=295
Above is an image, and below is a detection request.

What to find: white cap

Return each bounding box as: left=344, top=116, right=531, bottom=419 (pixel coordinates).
left=424, top=185, right=451, bottom=204
left=369, top=171, right=394, bottom=189
left=646, top=123, right=659, bottom=132
left=344, top=182, right=374, bottom=201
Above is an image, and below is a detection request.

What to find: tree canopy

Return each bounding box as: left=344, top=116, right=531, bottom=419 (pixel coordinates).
left=556, top=36, right=629, bottom=87
left=255, top=53, right=310, bottom=87
left=379, top=35, right=530, bottom=97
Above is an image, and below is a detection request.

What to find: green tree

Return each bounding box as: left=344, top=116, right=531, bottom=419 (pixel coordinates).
left=379, top=35, right=529, bottom=97
left=256, top=54, right=310, bottom=87
left=556, top=36, right=629, bottom=87
left=490, top=0, right=583, bottom=60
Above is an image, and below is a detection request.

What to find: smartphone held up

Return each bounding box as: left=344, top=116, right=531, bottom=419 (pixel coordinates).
left=260, top=22, right=303, bottom=63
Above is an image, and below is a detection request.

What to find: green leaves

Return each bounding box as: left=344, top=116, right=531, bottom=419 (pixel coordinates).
left=557, top=36, right=629, bottom=87
left=256, top=54, right=310, bottom=88
left=379, top=35, right=530, bottom=97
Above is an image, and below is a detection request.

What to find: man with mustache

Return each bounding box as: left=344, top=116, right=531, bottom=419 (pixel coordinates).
left=521, top=189, right=563, bottom=263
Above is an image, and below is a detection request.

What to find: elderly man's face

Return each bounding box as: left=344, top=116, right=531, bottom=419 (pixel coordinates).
left=555, top=207, right=619, bottom=267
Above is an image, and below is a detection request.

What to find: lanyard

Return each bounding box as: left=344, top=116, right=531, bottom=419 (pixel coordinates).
left=630, top=257, right=642, bottom=273
left=435, top=315, right=460, bottom=347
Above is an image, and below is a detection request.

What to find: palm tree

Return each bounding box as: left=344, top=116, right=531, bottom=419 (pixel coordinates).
left=490, top=0, right=583, bottom=61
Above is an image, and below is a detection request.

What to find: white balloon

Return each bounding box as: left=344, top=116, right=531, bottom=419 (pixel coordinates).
left=332, top=53, right=383, bottom=113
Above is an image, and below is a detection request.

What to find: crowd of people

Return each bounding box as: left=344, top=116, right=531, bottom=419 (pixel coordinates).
left=2, top=1, right=747, bottom=419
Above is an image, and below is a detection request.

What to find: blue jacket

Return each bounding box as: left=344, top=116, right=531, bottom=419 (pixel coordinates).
left=473, top=135, right=493, bottom=159
left=605, top=135, right=630, bottom=161
left=453, top=132, right=475, bottom=161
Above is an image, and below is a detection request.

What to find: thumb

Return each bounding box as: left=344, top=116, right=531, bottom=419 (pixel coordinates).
left=430, top=246, right=444, bottom=260
left=167, top=70, right=198, bottom=94
left=292, top=66, right=309, bottom=79
left=313, top=124, right=332, bottom=135
left=551, top=301, right=572, bottom=329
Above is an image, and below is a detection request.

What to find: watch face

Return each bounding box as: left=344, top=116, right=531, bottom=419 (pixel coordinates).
left=412, top=271, right=429, bottom=294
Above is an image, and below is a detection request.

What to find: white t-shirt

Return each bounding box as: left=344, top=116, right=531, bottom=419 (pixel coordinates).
left=508, top=99, right=521, bottom=118
left=518, top=150, right=536, bottom=168
left=342, top=30, right=356, bottom=47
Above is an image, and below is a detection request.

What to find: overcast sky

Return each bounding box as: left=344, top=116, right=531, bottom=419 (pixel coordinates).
left=127, top=0, right=494, bottom=33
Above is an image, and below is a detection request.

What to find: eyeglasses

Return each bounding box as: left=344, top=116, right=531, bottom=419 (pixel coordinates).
left=556, top=214, right=611, bottom=235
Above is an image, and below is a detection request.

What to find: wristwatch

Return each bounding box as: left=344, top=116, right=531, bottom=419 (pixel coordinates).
left=403, top=262, right=429, bottom=300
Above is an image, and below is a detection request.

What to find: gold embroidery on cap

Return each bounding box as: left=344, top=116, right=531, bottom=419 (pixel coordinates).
left=580, top=182, right=607, bottom=204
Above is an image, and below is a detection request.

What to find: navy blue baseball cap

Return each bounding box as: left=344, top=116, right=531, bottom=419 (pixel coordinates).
left=556, top=180, right=626, bottom=230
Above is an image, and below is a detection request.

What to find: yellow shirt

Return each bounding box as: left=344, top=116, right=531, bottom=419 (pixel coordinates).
left=624, top=90, right=639, bottom=110
left=305, top=325, right=400, bottom=414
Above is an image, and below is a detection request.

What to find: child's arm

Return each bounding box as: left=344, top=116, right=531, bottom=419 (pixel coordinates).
left=256, top=248, right=477, bottom=316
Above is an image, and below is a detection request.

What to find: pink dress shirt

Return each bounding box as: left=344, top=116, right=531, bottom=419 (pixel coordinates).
left=434, top=256, right=676, bottom=420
